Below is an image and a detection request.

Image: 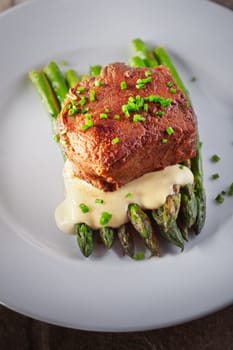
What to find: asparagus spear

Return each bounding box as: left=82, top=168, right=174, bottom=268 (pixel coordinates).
left=131, top=38, right=158, bottom=68
left=154, top=46, right=206, bottom=235
left=128, top=204, right=160, bottom=256
left=152, top=193, right=184, bottom=250
left=74, top=223, right=94, bottom=257
left=153, top=47, right=188, bottom=96
left=128, top=56, right=147, bottom=68
left=89, top=65, right=102, bottom=77
left=191, top=141, right=206, bottom=234
left=43, top=61, right=69, bottom=105
left=28, top=70, right=60, bottom=118
left=65, top=69, right=80, bottom=88
left=117, top=224, right=135, bottom=257
left=179, top=184, right=198, bottom=229
left=99, top=227, right=115, bottom=249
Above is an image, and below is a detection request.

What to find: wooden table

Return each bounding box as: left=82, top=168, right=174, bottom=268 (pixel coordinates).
left=0, top=1, right=233, bottom=349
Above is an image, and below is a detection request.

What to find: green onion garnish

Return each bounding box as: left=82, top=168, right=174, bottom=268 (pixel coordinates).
left=95, top=198, right=104, bottom=204
left=99, top=212, right=112, bottom=226
left=166, top=126, right=174, bottom=135
left=133, top=114, right=145, bottom=122
left=167, top=81, right=173, bottom=87
left=82, top=120, right=93, bottom=130
left=94, top=80, right=103, bottom=87
left=111, top=137, right=120, bottom=144
left=79, top=203, right=89, bottom=213
left=170, top=87, right=177, bottom=94
left=53, top=134, right=60, bottom=143
left=162, top=138, right=168, bottom=144
left=143, top=103, right=149, bottom=112
left=125, top=192, right=132, bottom=198
left=145, top=70, right=151, bottom=77
left=211, top=154, right=221, bottom=162
left=76, top=86, right=85, bottom=94
left=191, top=76, right=197, bottom=82
left=211, top=173, right=220, bottom=180
left=100, top=113, right=108, bottom=119
left=79, top=96, right=86, bottom=106
left=120, top=81, right=127, bottom=90
left=215, top=194, right=224, bottom=204
left=114, top=114, right=120, bottom=120
left=155, top=111, right=165, bottom=117
left=89, top=89, right=95, bottom=102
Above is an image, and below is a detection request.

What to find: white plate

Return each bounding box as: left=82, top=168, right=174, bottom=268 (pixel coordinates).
left=0, top=0, right=233, bottom=331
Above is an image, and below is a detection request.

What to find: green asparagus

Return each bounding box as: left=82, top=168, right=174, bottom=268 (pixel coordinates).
left=43, top=61, right=69, bottom=105
left=153, top=47, right=188, bottom=96
left=65, top=69, right=80, bottom=88
left=128, top=204, right=160, bottom=256
left=131, top=38, right=158, bottom=68
left=154, top=46, right=206, bottom=235
left=152, top=194, right=184, bottom=250
left=89, top=65, right=102, bottom=77
left=99, top=227, right=115, bottom=249
left=117, top=224, right=135, bottom=257
left=74, top=223, right=94, bottom=257
left=191, top=140, right=206, bottom=234
left=28, top=70, right=60, bottom=118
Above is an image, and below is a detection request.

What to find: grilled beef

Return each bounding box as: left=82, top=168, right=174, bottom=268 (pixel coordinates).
left=57, top=63, right=197, bottom=191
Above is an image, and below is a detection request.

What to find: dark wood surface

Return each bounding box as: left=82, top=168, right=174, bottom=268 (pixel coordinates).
left=0, top=0, right=233, bottom=349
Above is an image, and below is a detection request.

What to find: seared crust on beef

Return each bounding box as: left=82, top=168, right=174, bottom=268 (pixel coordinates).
left=57, top=63, right=197, bottom=191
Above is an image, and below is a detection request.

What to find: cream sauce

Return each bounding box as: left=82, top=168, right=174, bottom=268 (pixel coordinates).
left=55, top=160, right=194, bottom=233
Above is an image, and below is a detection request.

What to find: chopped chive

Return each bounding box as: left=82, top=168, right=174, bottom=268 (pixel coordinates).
left=122, top=104, right=130, bottom=117
left=60, top=139, right=67, bottom=146
left=81, top=107, right=89, bottom=114
left=82, top=120, right=93, bottom=130
left=167, top=81, right=173, bottom=87
left=79, top=203, right=89, bottom=213
left=125, top=192, right=132, bottom=198
left=114, top=114, right=120, bottom=120
left=211, top=154, right=221, bottom=163
left=120, top=81, right=127, bottom=90
left=95, top=198, right=104, bottom=204
left=111, top=137, right=120, bottom=144
left=99, top=212, right=112, bottom=226
left=133, top=114, right=145, bottom=122
left=145, top=70, right=151, bottom=77
left=85, top=113, right=92, bottom=120
left=162, top=138, right=168, bottom=144
left=166, top=126, right=174, bottom=135
left=155, top=111, right=165, bottom=117
left=170, top=87, right=177, bottom=94
left=191, top=76, right=197, bottom=82
left=211, top=173, right=220, bottom=180
left=104, top=108, right=109, bottom=113
left=94, top=80, right=103, bottom=87
left=53, top=134, right=60, bottom=143
left=76, top=86, right=85, bottom=94
left=179, top=164, right=184, bottom=169
left=89, top=89, right=95, bottom=102
left=215, top=194, right=224, bottom=204
left=100, top=113, right=108, bottom=119
left=68, top=108, right=75, bottom=116
left=143, top=103, right=149, bottom=112
left=78, top=96, right=86, bottom=106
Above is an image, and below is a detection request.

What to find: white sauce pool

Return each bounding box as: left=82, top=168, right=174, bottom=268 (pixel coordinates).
left=55, top=160, right=194, bottom=233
